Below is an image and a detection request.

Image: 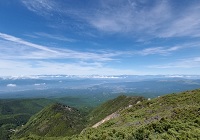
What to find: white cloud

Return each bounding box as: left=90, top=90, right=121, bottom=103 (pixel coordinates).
left=34, top=83, right=46, bottom=86
left=20, top=0, right=200, bottom=39
left=0, top=32, right=119, bottom=61
left=1, top=32, right=199, bottom=66
left=33, top=32, right=76, bottom=42
left=0, top=33, right=58, bottom=53
left=158, top=5, right=200, bottom=38
left=20, top=0, right=170, bottom=34
left=89, top=0, right=170, bottom=34
left=87, top=0, right=200, bottom=39
left=137, top=41, right=200, bottom=56
left=148, top=57, right=200, bottom=69
left=138, top=46, right=180, bottom=56
left=0, top=32, right=142, bottom=76
left=21, top=0, right=58, bottom=16
left=7, top=84, right=17, bottom=87
left=0, top=59, right=141, bottom=76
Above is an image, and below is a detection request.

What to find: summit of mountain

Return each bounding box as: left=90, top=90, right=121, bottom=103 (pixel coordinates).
left=13, top=103, right=86, bottom=139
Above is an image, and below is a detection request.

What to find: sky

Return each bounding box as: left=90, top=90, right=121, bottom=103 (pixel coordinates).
left=0, top=0, right=200, bottom=76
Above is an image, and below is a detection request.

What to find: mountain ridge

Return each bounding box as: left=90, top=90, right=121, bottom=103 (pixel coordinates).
left=10, top=89, right=200, bottom=139
left=13, top=103, right=86, bottom=138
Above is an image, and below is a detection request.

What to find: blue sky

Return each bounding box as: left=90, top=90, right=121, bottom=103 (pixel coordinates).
left=0, top=0, right=200, bottom=76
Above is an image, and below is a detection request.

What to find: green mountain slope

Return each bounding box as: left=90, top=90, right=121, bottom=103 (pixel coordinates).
left=0, top=98, right=55, bottom=115
left=78, top=89, right=200, bottom=140
left=13, top=103, right=86, bottom=139
left=0, top=98, right=54, bottom=140
left=11, top=89, right=200, bottom=140
left=87, top=95, right=145, bottom=126
left=11, top=95, right=144, bottom=140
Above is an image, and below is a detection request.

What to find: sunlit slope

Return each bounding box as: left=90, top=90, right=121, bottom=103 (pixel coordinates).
left=87, top=95, right=145, bottom=126
left=12, top=89, right=200, bottom=140
left=78, top=89, right=200, bottom=140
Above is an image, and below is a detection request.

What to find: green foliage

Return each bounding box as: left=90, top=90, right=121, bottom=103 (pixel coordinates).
left=77, top=89, right=200, bottom=140
left=0, top=124, right=16, bottom=140
left=87, top=95, right=145, bottom=126
left=0, top=98, right=55, bottom=140
left=0, top=98, right=55, bottom=115
left=7, top=89, right=200, bottom=140
left=13, top=103, right=87, bottom=139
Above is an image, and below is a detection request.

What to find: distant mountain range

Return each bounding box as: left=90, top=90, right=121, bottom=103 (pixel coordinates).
left=1, top=74, right=200, bottom=80
left=1, top=75, right=200, bottom=99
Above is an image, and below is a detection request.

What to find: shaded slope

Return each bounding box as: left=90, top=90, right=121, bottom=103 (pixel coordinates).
left=0, top=98, right=54, bottom=140
left=13, top=103, right=86, bottom=139
left=0, top=98, right=54, bottom=115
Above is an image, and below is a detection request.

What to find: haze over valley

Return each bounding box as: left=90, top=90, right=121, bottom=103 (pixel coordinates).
left=1, top=75, right=200, bottom=100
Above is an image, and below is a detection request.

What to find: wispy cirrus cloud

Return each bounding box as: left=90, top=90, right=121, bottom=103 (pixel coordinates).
left=0, top=32, right=137, bottom=75
left=0, top=33, right=58, bottom=53
left=20, top=0, right=170, bottom=33
left=33, top=32, right=76, bottom=42
left=148, top=57, right=200, bottom=69
left=0, top=32, right=199, bottom=75
left=2, top=0, right=199, bottom=76
left=21, top=0, right=59, bottom=16
left=0, top=32, right=118, bottom=61
left=138, top=46, right=181, bottom=56
left=158, top=4, right=200, bottom=38
left=87, top=0, right=200, bottom=39
left=137, top=41, right=200, bottom=56
left=1, top=32, right=198, bottom=62
left=0, top=59, right=140, bottom=76
left=89, top=0, right=171, bottom=34
left=21, top=0, right=200, bottom=39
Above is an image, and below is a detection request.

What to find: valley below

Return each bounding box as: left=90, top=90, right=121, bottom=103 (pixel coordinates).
left=0, top=75, right=200, bottom=140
